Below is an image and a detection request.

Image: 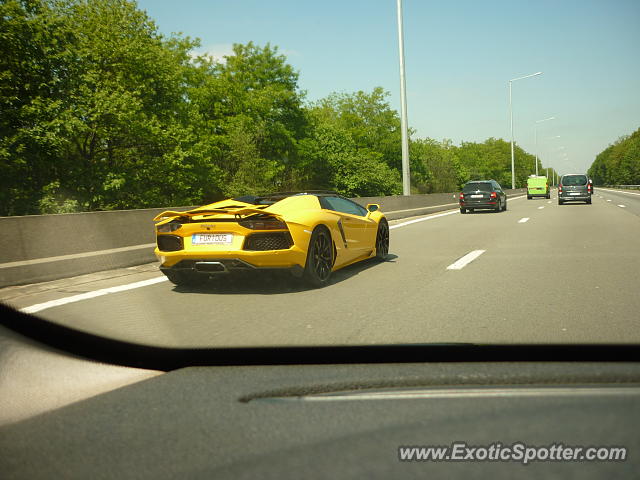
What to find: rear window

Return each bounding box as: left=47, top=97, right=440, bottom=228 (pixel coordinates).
left=463, top=182, right=493, bottom=192
left=561, top=175, right=587, bottom=186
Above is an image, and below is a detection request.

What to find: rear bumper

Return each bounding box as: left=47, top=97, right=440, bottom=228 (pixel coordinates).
left=159, top=258, right=305, bottom=277
left=155, top=246, right=308, bottom=270
left=459, top=201, right=499, bottom=209
left=559, top=194, right=591, bottom=201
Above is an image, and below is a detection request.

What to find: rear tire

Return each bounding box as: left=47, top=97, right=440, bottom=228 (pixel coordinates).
left=375, top=218, right=389, bottom=261
left=502, top=200, right=507, bottom=211
left=586, top=198, right=592, bottom=204
left=303, top=226, right=333, bottom=288
left=460, top=208, right=466, bottom=214
left=527, top=195, right=531, bottom=200
left=494, top=201, right=501, bottom=213
left=558, top=199, right=564, bottom=205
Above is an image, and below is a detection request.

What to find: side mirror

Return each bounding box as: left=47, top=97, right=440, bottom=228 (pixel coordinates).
left=366, top=203, right=380, bottom=213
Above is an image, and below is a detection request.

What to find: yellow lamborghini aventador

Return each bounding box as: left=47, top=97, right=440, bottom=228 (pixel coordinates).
left=153, top=191, right=389, bottom=287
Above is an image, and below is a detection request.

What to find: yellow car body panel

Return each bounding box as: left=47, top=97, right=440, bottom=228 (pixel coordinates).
left=153, top=193, right=387, bottom=280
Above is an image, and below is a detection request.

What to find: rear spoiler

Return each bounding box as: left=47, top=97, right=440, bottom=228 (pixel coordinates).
left=153, top=207, right=281, bottom=223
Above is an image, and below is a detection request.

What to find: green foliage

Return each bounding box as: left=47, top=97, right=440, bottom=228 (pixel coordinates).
left=37, top=181, right=80, bottom=214
left=456, top=138, right=538, bottom=188
left=298, top=120, right=401, bottom=197
left=1, top=0, right=565, bottom=216
left=411, top=138, right=463, bottom=193
left=311, top=87, right=404, bottom=172
left=588, top=128, right=640, bottom=185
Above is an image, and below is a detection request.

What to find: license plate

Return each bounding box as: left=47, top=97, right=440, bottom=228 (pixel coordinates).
left=470, top=194, right=484, bottom=198
left=569, top=193, right=581, bottom=196
left=192, top=233, right=233, bottom=245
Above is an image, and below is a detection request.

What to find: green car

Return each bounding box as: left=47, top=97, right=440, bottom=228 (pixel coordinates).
left=527, top=176, right=550, bottom=199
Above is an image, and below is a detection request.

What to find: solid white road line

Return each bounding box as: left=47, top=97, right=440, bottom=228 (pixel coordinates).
left=389, top=210, right=458, bottom=229
left=518, top=218, right=530, bottom=223
left=446, top=250, right=486, bottom=270
left=20, top=276, right=168, bottom=314
left=599, top=188, right=640, bottom=196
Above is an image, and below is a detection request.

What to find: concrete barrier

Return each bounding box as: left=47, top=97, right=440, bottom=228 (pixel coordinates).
left=0, top=189, right=525, bottom=287
left=0, top=207, right=193, bottom=288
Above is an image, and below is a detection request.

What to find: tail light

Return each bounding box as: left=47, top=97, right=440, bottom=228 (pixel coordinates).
left=587, top=183, right=592, bottom=193
left=239, top=218, right=287, bottom=230
left=459, top=192, right=464, bottom=200
left=490, top=192, right=497, bottom=199
left=558, top=184, right=563, bottom=193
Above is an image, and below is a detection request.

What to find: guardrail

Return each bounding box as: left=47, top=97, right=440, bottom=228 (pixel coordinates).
left=0, top=189, right=525, bottom=287
left=601, top=185, right=640, bottom=190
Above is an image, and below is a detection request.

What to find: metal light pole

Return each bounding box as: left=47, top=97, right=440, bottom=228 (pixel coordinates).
left=509, top=71, right=542, bottom=188
left=396, top=0, right=410, bottom=196
left=534, top=116, right=555, bottom=176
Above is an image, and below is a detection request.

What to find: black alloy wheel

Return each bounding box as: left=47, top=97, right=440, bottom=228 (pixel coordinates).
left=375, top=219, right=389, bottom=260
left=304, top=227, right=333, bottom=287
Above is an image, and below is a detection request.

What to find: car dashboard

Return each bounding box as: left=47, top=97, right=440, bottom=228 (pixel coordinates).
left=1, top=305, right=639, bottom=479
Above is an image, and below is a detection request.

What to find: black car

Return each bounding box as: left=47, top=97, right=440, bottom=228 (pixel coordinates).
left=459, top=180, right=507, bottom=213
left=558, top=174, right=592, bottom=204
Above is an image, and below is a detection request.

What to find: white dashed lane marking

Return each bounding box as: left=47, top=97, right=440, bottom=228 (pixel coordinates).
left=446, top=250, right=487, bottom=270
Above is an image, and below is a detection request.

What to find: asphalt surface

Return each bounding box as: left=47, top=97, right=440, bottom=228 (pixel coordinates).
left=3, top=189, right=640, bottom=348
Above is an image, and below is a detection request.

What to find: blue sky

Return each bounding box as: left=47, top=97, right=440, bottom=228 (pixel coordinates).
left=136, top=0, right=639, bottom=174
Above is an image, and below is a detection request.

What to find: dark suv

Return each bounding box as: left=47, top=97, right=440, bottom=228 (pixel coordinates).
left=558, top=174, right=592, bottom=205
left=459, top=180, right=507, bottom=213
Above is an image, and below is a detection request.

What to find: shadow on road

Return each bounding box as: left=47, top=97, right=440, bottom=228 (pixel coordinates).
left=171, top=254, right=399, bottom=295
left=466, top=209, right=503, bottom=214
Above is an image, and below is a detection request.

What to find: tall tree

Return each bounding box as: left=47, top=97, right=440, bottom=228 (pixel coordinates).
left=588, top=129, right=640, bottom=185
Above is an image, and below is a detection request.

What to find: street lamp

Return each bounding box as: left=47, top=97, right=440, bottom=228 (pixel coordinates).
left=534, top=117, right=555, bottom=176
left=509, top=71, right=542, bottom=188
left=396, top=0, right=410, bottom=196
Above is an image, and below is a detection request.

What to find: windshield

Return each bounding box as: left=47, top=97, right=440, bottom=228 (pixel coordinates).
left=561, top=175, right=588, bottom=186
left=463, top=183, right=493, bottom=192
left=1, top=0, right=639, bottom=350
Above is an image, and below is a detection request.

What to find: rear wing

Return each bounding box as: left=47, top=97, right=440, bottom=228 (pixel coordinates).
left=153, top=207, right=282, bottom=223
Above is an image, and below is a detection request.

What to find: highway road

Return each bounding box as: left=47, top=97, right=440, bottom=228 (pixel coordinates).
left=3, top=188, right=640, bottom=348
